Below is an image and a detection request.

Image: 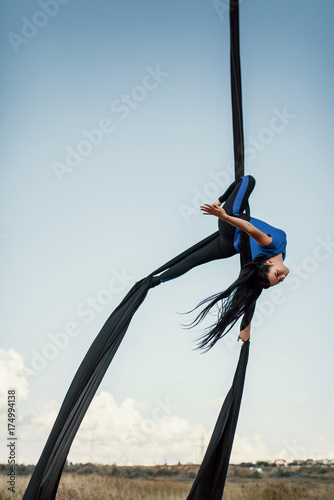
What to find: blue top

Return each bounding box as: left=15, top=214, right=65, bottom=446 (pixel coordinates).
left=233, top=217, right=287, bottom=260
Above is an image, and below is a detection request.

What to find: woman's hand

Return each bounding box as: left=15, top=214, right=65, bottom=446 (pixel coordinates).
left=200, top=204, right=229, bottom=221
left=237, top=324, right=251, bottom=347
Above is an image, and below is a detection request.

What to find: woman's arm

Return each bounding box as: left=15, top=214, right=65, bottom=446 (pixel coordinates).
left=201, top=204, right=272, bottom=247
left=238, top=323, right=250, bottom=346
left=238, top=302, right=256, bottom=346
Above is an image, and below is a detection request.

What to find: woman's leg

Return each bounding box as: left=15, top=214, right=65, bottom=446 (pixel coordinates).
left=217, top=175, right=256, bottom=253
left=152, top=236, right=224, bottom=286
left=218, top=180, right=236, bottom=203
left=152, top=176, right=255, bottom=287
left=222, top=175, right=255, bottom=216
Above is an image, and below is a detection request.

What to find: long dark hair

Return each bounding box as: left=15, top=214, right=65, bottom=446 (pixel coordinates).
left=188, top=255, right=271, bottom=351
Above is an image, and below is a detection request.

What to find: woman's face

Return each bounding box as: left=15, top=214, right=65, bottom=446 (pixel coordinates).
left=266, top=260, right=290, bottom=286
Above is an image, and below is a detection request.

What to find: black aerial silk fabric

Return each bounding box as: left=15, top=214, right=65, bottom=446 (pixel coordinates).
left=23, top=232, right=220, bottom=500
left=186, top=341, right=249, bottom=500
left=230, top=0, right=244, bottom=183
left=187, top=4, right=252, bottom=497
left=23, top=1, right=250, bottom=499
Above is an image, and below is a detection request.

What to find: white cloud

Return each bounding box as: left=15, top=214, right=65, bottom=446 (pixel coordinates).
left=30, top=399, right=61, bottom=433
left=15, top=390, right=208, bottom=465
left=0, top=349, right=32, bottom=411
left=231, top=434, right=271, bottom=464
left=7, top=382, right=334, bottom=466
left=0, top=350, right=33, bottom=462
left=277, top=445, right=309, bottom=462
left=71, top=391, right=208, bottom=465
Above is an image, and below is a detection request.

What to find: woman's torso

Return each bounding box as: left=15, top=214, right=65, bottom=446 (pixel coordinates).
left=233, top=217, right=287, bottom=260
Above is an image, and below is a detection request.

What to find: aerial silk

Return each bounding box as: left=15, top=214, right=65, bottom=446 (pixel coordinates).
left=23, top=1, right=250, bottom=499
left=187, top=4, right=251, bottom=497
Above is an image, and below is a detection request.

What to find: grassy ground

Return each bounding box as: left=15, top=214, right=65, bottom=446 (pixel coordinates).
left=1, top=473, right=334, bottom=500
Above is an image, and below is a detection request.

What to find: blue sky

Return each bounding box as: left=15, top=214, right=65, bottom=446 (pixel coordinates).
left=1, top=0, right=334, bottom=465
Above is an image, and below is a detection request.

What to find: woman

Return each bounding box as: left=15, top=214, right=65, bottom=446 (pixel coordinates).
left=151, top=175, right=289, bottom=350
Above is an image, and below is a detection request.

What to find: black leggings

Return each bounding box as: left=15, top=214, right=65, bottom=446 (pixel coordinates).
left=153, top=175, right=255, bottom=285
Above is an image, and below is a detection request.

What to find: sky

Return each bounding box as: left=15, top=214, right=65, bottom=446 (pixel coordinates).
left=1, top=0, right=334, bottom=467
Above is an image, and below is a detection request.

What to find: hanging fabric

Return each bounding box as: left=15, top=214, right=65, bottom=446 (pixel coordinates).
left=186, top=342, right=249, bottom=499
left=23, top=1, right=251, bottom=498
left=186, top=1, right=251, bottom=498
left=23, top=233, right=221, bottom=500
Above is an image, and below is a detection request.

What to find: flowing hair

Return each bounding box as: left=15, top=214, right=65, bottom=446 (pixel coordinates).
left=188, top=255, right=271, bottom=351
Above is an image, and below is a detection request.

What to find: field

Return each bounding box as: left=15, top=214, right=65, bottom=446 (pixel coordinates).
left=1, top=462, right=334, bottom=499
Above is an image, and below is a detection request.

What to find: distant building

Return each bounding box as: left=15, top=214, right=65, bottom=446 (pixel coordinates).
left=274, top=459, right=287, bottom=467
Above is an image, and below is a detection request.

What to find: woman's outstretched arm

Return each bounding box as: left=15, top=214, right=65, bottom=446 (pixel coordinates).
left=201, top=204, right=272, bottom=247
